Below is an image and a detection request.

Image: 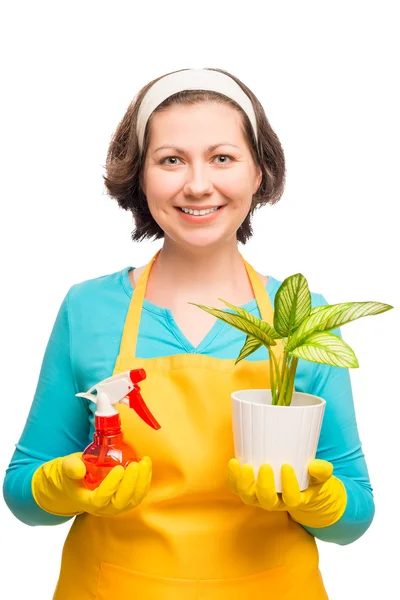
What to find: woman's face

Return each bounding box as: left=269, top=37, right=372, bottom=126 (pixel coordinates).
left=142, top=102, right=262, bottom=249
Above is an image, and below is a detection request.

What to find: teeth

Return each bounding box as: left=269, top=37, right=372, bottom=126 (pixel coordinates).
left=180, top=207, right=219, bottom=215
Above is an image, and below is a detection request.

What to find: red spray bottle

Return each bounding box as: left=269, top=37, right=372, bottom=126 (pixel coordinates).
left=76, top=369, right=161, bottom=490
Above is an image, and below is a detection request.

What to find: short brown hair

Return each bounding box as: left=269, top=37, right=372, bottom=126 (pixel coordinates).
left=103, top=68, right=286, bottom=244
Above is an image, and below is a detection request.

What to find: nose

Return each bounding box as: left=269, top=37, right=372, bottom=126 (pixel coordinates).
left=183, top=163, right=214, bottom=198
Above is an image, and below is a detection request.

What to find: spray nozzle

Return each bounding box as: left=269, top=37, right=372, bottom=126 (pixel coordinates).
left=76, top=368, right=160, bottom=430
left=129, top=368, right=146, bottom=384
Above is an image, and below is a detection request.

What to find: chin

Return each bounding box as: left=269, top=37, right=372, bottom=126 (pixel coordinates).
left=170, top=229, right=236, bottom=250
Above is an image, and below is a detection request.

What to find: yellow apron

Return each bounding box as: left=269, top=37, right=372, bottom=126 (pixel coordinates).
left=53, top=251, right=328, bottom=600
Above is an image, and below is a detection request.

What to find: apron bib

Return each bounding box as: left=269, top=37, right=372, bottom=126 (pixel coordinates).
left=53, top=251, right=328, bottom=600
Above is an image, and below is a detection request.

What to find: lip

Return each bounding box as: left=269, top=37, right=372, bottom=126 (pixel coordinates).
left=175, top=205, right=225, bottom=223
left=176, top=205, right=223, bottom=210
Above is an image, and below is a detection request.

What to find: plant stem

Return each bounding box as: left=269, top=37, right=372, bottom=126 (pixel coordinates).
left=280, top=350, right=288, bottom=392
left=268, top=346, right=276, bottom=404
left=277, top=353, right=290, bottom=406
left=283, top=356, right=299, bottom=406
left=268, top=348, right=281, bottom=405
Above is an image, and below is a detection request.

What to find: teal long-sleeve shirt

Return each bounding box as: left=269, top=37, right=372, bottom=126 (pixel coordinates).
left=3, top=266, right=375, bottom=545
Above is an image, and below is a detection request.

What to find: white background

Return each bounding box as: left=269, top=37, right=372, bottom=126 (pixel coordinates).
left=1, top=2, right=399, bottom=598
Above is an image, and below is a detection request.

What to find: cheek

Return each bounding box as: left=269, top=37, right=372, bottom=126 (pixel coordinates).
left=216, top=168, right=255, bottom=202
left=145, top=168, right=182, bottom=208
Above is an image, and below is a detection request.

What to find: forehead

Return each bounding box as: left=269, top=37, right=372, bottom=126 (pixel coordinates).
left=147, top=102, right=246, bottom=146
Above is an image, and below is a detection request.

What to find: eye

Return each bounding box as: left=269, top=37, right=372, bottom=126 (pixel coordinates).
left=213, top=155, right=233, bottom=165
left=160, top=156, right=182, bottom=165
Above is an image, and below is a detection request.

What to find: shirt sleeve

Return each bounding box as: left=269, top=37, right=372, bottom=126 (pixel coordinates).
left=302, top=294, right=375, bottom=545
left=2, top=290, right=91, bottom=526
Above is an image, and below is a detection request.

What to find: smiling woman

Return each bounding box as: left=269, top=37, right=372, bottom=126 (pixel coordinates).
left=104, top=68, right=285, bottom=245
left=3, top=67, right=375, bottom=600
left=141, top=101, right=263, bottom=247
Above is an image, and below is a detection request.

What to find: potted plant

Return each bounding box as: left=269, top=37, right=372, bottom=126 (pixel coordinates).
left=190, top=273, right=393, bottom=491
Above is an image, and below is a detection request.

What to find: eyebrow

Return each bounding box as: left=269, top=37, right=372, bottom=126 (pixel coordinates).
left=152, top=143, right=240, bottom=155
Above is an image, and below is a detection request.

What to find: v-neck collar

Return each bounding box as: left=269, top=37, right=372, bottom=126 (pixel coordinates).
left=121, top=266, right=280, bottom=354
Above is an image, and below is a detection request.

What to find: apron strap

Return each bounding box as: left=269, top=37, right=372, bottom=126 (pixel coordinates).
left=119, top=250, right=161, bottom=359
left=119, top=249, right=276, bottom=360
left=240, top=254, right=273, bottom=323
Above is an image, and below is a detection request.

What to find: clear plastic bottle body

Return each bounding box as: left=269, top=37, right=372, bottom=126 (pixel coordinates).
left=82, top=414, right=137, bottom=490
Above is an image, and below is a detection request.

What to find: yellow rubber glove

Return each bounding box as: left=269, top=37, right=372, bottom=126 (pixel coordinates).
left=228, top=458, right=347, bottom=528
left=32, top=452, right=152, bottom=517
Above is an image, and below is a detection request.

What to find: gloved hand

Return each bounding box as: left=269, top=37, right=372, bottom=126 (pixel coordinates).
left=227, top=458, right=347, bottom=528
left=32, top=452, right=152, bottom=517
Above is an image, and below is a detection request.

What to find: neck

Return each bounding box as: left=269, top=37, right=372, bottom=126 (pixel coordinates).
left=154, top=237, right=247, bottom=291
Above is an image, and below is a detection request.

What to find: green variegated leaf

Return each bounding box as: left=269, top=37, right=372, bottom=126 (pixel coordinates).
left=218, top=298, right=281, bottom=339
left=274, top=273, right=311, bottom=337
left=235, top=335, right=262, bottom=364
left=309, top=305, right=329, bottom=314
left=287, top=301, right=393, bottom=352
left=290, top=332, right=359, bottom=368
left=189, top=303, right=277, bottom=346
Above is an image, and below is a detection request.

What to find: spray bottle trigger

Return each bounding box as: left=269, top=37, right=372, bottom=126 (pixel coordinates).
left=127, top=387, right=161, bottom=430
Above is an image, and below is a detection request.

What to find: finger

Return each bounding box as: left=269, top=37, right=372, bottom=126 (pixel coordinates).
left=131, top=456, right=152, bottom=506
left=256, top=464, right=282, bottom=510
left=140, top=455, right=152, bottom=471
left=91, top=465, right=125, bottom=508
left=227, top=459, right=241, bottom=495
left=281, top=464, right=301, bottom=507
left=62, top=453, right=86, bottom=480
left=236, top=464, right=257, bottom=505
left=112, top=462, right=140, bottom=511
left=308, top=459, right=333, bottom=484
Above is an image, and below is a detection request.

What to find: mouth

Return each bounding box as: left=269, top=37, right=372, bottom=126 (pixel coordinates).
left=176, top=206, right=223, bottom=216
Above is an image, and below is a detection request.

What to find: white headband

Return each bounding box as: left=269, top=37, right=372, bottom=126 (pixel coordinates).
left=136, top=69, right=258, bottom=151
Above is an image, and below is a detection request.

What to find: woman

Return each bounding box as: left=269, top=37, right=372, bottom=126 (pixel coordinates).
left=3, top=68, right=374, bottom=599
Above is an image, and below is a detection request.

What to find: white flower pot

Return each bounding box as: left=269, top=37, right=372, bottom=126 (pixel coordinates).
left=231, top=389, right=326, bottom=492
